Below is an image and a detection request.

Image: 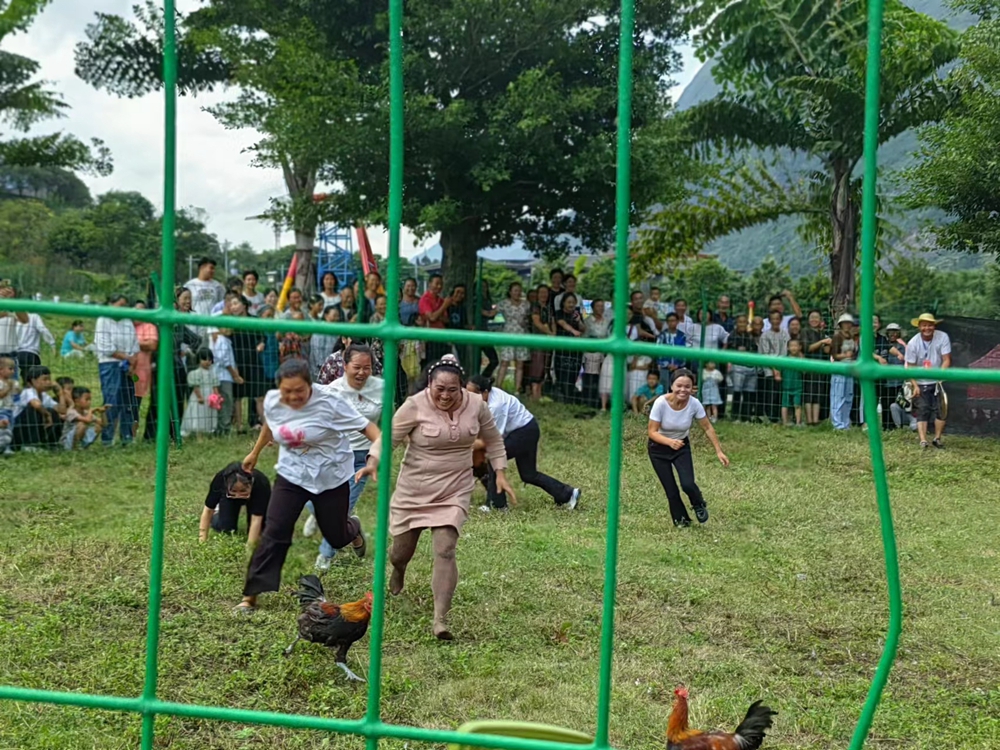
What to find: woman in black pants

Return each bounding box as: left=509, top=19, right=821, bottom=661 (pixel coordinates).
left=467, top=374, right=581, bottom=512
left=236, top=359, right=381, bottom=614
left=647, top=368, right=729, bottom=527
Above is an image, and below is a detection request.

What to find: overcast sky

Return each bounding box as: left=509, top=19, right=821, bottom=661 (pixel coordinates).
left=9, top=0, right=700, bottom=259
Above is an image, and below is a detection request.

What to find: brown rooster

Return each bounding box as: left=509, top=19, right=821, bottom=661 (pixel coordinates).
left=667, top=685, right=776, bottom=750
left=283, top=575, right=373, bottom=682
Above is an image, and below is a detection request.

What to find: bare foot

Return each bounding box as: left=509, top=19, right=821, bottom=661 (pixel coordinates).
left=433, top=621, right=453, bottom=641
left=389, top=566, right=405, bottom=596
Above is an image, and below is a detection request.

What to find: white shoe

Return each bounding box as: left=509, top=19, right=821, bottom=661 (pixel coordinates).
left=566, top=488, right=581, bottom=510
left=314, top=554, right=333, bottom=572
left=303, top=514, right=318, bottom=538
left=478, top=505, right=491, bottom=514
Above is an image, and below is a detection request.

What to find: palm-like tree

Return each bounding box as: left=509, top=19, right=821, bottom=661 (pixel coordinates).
left=635, top=0, right=958, bottom=312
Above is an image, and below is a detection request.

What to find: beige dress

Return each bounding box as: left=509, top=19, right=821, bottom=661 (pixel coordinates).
left=386, top=389, right=506, bottom=536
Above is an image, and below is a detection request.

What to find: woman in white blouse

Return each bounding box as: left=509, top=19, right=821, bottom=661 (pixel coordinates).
left=94, top=294, right=140, bottom=447
left=238, top=359, right=381, bottom=614
left=647, top=368, right=729, bottom=527
left=303, top=343, right=385, bottom=571
left=467, top=374, right=580, bottom=512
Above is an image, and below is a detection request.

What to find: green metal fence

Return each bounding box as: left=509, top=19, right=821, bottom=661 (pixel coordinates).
left=3, top=0, right=998, bottom=747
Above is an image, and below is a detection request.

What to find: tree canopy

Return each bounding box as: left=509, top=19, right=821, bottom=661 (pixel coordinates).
left=906, top=0, right=1000, bottom=255
left=75, top=0, right=692, bottom=298
left=635, top=0, right=959, bottom=312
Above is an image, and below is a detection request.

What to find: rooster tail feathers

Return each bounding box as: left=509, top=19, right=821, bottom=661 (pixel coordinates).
left=733, top=700, right=777, bottom=750
left=293, top=574, right=326, bottom=607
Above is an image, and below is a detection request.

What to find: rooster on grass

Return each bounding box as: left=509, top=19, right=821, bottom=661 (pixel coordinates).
left=283, top=575, right=373, bottom=682
left=667, top=685, right=776, bottom=750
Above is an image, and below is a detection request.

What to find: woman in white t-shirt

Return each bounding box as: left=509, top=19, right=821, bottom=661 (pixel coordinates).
left=647, top=368, right=729, bottom=527
left=237, top=359, right=382, bottom=613
left=303, top=344, right=385, bottom=571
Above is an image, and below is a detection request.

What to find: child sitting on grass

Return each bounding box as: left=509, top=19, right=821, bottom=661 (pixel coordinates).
left=12, top=365, right=62, bottom=450
left=0, top=356, right=18, bottom=453
left=55, top=376, right=76, bottom=415
left=61, top=387, right=108, bottom=450
left=632, top=369, right=665, bottom=415
left=782, top=339, right=805, bottom=426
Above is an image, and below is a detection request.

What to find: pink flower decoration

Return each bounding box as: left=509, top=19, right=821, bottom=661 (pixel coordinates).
left=278, top=424, right=306, bottom=449
left=207, top=393, right=223, bottom=411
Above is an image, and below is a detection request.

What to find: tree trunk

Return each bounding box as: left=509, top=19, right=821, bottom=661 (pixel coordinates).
left=829, top=163, right=858, bottom=315
left=440, top=220, right=485, bottom=372
left=281, top=156, right=318, bottom=294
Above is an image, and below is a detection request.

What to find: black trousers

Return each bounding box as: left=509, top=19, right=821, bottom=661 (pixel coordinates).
left=648, top=439, right=705, bottom=527
left=212, top=497, right=265, bottom=535
left=481, top=345, right=499, bottom=378
left=757, top=375, right=780, bottom=423
left=16, top=351, right=41, bottom=372
left=876, top=382, right=896, bottom=430
left=243, top=475, right=358, bottom=596
left=487, top=418, right=573, bottom=509
left=13, top=406, right=61, bottom=450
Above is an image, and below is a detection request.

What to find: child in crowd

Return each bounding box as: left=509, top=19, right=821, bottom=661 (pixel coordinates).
left=182, top=348, right=220, bottom=437
left=55, top=377, right=75, bottom=415
left=209, top=327, right=241, bottom=435
left=782, top=339, right=805, bottom=426
left=279, top=310, right=308, bottom=363
left=728, top=315, right=758, bottom=422
left=257, top=306, right=281, bottom=385
left=700, top=361, right=724, bottom=423
left=12, top=365, right=61, bottom=450
left=309, top=306, right=341, bottom=379
left=0, top=356, right=18, bottom=453
left=61, top=387, right=107, bottom=450
left=61, top=321, right=91, bottom=358
left=632, top=370, right=665, bottom=415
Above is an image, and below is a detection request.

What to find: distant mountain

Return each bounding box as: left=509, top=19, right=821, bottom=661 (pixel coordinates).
left=674, top=0, right=979, bottom=277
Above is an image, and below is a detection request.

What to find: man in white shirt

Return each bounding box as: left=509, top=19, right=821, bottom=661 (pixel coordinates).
left=16, top=312, right=56, bottom=369
left=552, top=274, right=580, bottom=313
left=94, top=295, right=140, bottom=446
left=904, top=313, right=951, bottom=449
left=765, top=291, right=802, bottom=332
left=0, top=284, right=28, bottom=375
left=185, top=257, right=226, bottom=334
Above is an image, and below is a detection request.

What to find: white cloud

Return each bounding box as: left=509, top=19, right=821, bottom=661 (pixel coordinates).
left=8, top=1, right=700, bottom=262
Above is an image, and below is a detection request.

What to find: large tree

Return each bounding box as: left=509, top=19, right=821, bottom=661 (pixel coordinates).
left=76, top=0, right=690, bottom=298
left=906, top=0, right=1000, bottom=255
left=634, top=0, right=959, bottom=313
left=0, top=0, right=111, bottom=174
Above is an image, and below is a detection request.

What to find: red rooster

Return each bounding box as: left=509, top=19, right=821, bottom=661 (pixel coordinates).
left=667, top=685, right=776, bottom=750
left=283, top=575, right=373, bottom=682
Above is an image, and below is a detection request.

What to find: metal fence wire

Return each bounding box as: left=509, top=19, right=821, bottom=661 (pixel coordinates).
left=4, top=0, right=1000, bottom=748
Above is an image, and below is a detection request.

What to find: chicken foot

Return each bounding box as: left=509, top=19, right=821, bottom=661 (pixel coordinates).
left=283, top=636, right=301, bottom=657
left=336, top=661, right=365, bottom=682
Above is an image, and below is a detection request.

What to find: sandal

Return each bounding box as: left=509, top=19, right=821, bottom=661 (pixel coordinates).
left=233, top=601, right=257, bottom=616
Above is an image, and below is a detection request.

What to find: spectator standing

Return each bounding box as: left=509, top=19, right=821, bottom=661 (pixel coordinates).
left=883, top=323, right=908, bottom=429
left=781, top=340, right=805, bottom=426
left=477, top=279, right=499, bottom=377
left=399, top=277, right=420, bottom=325
left=319, top=271, right=341, bottom=310
left=185, top=257, right=226, bottom=336
left=728, top=315, right=758, bottom=421
left=583, top=298, right=611, bottom=409
left=495, top=282, right=532, bottom=394
left=335, top=286, right=357, bottom=323
left=95, top=295, right=140, bottom=446
left=716, top=295, right=735, bottom=333
left=870, top=315, right=894, bottom=430
left=132, top=301, right=159, bottom=426
left=829, top=313, right=857, bottom=430
left=528, top=285, right=555, bottom=401
left=656, top=313, right=688, bottom=387
left=419, top=273, right=452, bottom=365
left=905, top=313, right=951, bottom=449
left=553, top=292, right=584, bottom=403
left=645, top=287, right=672, bottom=329
left=16, top=311, right=55, bottom=370
left=280, top=288, right=306, bottom=320
left=765, top=290, right=803, bottom=332
left=209, top=327, right=241, bottom=435
left=673, top=299, right=694, bottom=329
left=229, top=296, right=267, bottom=431
left=686, top=309, right=730, bottom=415
left=800, top=310, right=831, bottom=426
left=699, top=362, right=724, bottom=422
left=757, top=310, right=789, bottom=423
left=257, top=306, right=281, bottom=386
left=0, top=284, right=28, bottom=374
left=181, top=348, right=220, bottom=436
left=552, top=274, right=580, bottom=314
left=211, top=277, right=244, bottom=315
left=243, top=270, right=265, bottom=315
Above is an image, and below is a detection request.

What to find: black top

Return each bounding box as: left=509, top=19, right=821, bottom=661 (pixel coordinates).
left=204, top=463, right=271, bottom=516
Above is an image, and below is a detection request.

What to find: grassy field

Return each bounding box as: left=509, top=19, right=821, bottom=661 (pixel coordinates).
left=0, top=402, right=998, bottom=750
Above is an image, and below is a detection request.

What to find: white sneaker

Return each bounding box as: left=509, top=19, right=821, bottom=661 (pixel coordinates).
left=303, top=514, right=318, bottom=538
left=478, top=505, right=491, bottom=514
left=314, top=554, right=333, bottom=572
left=566, top=488, right=581, bottom=510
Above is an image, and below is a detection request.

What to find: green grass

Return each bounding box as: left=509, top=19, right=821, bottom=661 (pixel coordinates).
left=1, top=406, right=998, bottom=750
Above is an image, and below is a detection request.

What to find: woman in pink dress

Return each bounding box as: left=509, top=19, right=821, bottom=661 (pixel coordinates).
left=366, top=357, right=513, bottom=639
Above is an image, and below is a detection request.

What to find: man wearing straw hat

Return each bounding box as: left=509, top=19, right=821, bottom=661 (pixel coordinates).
left=904, top=313, right=951, bottom=449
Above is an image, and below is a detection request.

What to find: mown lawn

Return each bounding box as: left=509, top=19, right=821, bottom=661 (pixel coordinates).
left=0, top=398, right=998, bottom=750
